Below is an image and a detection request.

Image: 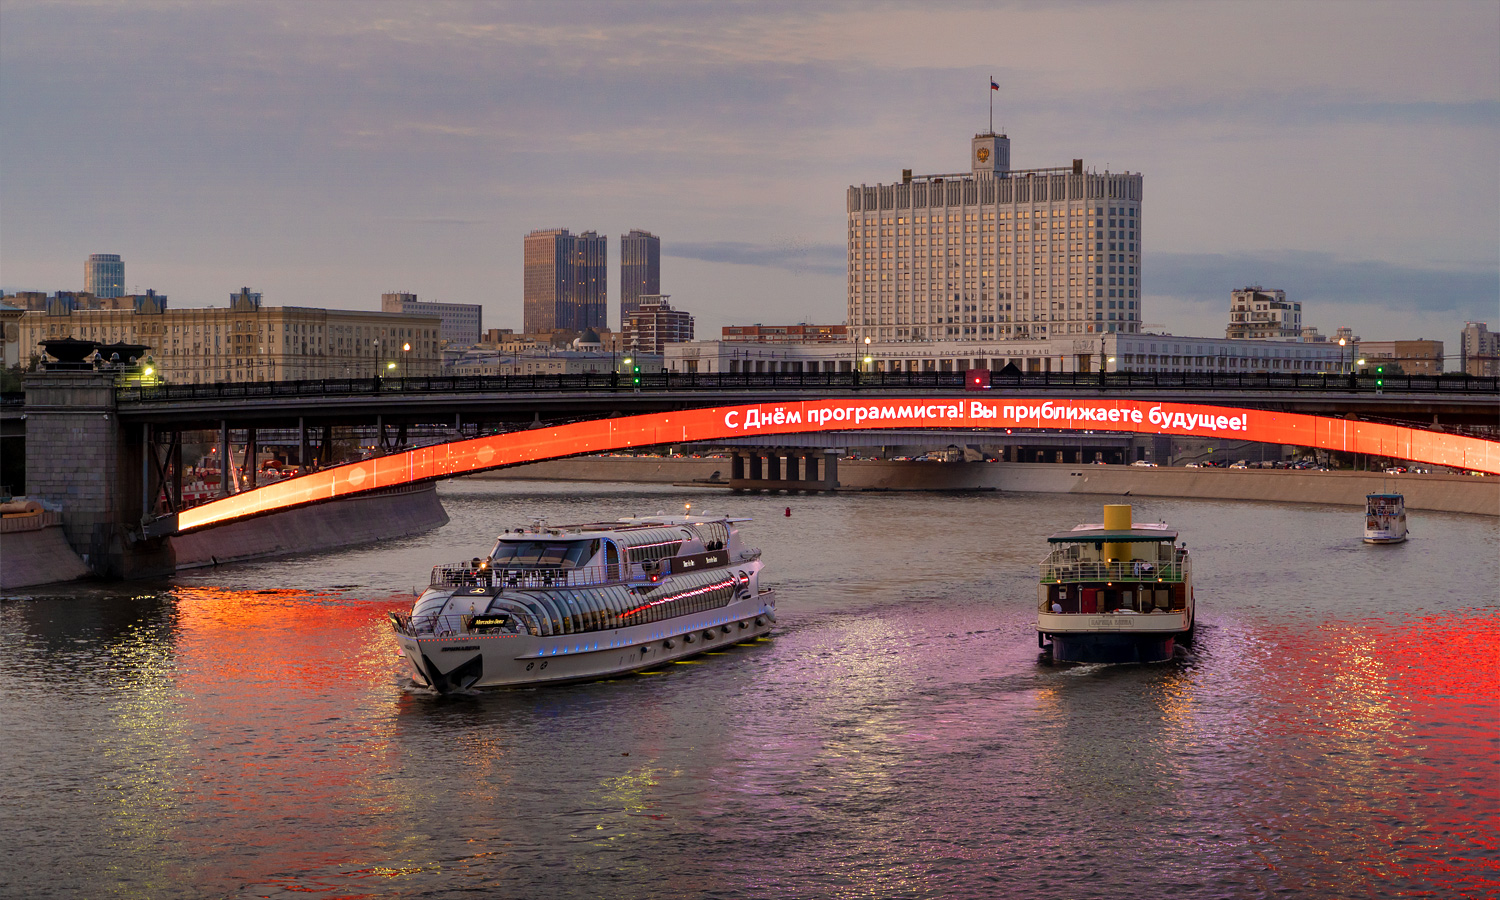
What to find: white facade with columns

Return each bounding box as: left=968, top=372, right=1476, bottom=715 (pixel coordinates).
left=666, top=333, right=1346, bottom=376
left=848, top=132, right=1143, bottom=345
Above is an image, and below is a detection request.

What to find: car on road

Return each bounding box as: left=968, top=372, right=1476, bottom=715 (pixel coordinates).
left=1131, top=460, right=1157, bottom=467
left=1229, top=460, right=1249, bottom=469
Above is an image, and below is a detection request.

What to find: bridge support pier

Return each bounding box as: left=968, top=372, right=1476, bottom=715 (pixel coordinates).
left=22, top=370, right=174, bottom=579
left=729, top=448, right=838, bottom=493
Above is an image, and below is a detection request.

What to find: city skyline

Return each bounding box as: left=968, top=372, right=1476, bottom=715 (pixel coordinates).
left=1, top=1, right=1495, bottom=345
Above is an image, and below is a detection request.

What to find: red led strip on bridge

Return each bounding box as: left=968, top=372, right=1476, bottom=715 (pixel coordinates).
left=176, top=397, right=1500, bottom=533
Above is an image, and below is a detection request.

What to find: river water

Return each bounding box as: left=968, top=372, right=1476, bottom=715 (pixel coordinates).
left=2, top=481, right=1496, bottom=899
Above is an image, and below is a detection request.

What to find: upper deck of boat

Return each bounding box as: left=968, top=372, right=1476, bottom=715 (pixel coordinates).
left=1047, top=523, right=1178, bottom=544
left=501, top=515, right=748, bottom=540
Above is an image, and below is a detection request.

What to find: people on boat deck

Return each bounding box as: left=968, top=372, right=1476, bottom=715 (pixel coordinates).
left=1051, top=601, right=1063, bottom=613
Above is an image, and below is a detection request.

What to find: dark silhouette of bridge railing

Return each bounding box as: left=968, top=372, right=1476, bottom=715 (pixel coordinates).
left=114, top=369, right=1500, bottom=403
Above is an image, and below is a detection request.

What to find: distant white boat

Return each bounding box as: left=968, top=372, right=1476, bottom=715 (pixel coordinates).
left=1364, top=493, right=1408, bottom=544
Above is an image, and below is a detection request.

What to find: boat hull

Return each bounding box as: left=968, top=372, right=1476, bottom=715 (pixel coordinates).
left=1037, top=610, right=1191, bottom=665
left=396, top=590, right=777, bottom=692
left=1048, top=631, right=1178, bottom=664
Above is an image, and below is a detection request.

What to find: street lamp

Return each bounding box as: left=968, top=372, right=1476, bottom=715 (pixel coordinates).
left=1338, top=337, right=1348, bottom=374
left=864, top=336, right=872, bottom=374
left=402, top=341, right=411, bottom=378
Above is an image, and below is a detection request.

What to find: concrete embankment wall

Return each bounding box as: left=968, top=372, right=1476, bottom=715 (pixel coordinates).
left=471, top=457, right=1497, bottom=516
left=1, top=519, right=91, bottom=591
left=170, top=483, right=449, bottom=569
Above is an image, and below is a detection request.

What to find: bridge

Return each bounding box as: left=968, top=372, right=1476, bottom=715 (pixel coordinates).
left=14, top=368, right=1499, bottom=578
left=110, top=369, right=1500, bottom=429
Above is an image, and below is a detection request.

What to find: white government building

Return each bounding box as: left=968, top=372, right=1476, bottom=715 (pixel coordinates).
left=849, top=131, right=1142, bottom=345
left=667, top=131, right=1345, bottom=376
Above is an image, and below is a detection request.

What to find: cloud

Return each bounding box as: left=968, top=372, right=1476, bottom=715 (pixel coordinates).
left=667, top=240, right=846, bottom=277
left=1150, top=250, right=1498, bottom=317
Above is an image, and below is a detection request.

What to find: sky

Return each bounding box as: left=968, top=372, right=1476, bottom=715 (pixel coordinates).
left=2, top=0, right=1497, bottom=348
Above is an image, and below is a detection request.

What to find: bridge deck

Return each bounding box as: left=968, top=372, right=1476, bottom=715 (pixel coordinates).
left=108, top=371, right=1500, bottom=429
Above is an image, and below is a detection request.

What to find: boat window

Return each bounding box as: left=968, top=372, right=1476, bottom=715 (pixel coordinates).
left=491, top=539, right=598, bottom=568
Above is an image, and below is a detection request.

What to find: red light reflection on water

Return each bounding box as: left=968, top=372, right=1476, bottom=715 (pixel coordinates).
left=164, top=586, right=413, bottom=898
left=1212, top=612, right=1500, bottom=897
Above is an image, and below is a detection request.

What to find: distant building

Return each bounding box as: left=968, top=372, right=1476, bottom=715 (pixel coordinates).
left=1226, top=287, right=1302, bottom=340
left=1356, top=339, right=1444, bottom=376
left=1461, top=322, right=1498, bottom=377
left=620, top=229, right=661, bottom=326
left=448, top=345, right=662, bottom=377
left=722, top=324, right=848, bottom=344
left=666, top=332, right=1347, bottom=376
left=1, top=302, right=21, bottom=370
left=381, top=292, right=482, bottom=346
left=85, top=254, right=124, bottom=299
left=848, top=131, right=1143, bottom=343
left=623, top=295, right=694, bottom=355
left=523, top=228, right=606, bottom=333
left=4, top=290, right=166, bottom=313
left=21, top=290, right=441, bottom=383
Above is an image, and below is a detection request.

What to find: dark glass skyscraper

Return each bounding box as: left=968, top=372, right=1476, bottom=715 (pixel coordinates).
left=523, top=229, right=607, bottom=332
left=620, top=229, right=660, bottom=326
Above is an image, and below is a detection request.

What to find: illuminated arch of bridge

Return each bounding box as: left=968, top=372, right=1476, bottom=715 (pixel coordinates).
left=176, top=396, right=1500, bottom=533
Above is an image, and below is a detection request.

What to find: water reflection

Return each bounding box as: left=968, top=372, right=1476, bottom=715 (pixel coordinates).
left=1, top=482, right=1495, bottom=898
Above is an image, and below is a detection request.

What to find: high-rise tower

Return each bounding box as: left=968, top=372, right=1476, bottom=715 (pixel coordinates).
left=620, top=229, right=661, bottom=326
left=847, top=133, right=1143, bottom=343
left=85, top=254, right=124, bottom=298
left=524, top=229, right=607, bottom=332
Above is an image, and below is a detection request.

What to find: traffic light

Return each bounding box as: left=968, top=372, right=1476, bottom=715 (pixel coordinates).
left=632, top=364, right=641, bottom=386
left=1375, top=365, right=1384, bottom=388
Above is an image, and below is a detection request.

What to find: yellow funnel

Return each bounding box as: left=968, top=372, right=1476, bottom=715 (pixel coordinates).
left=1102, top=504, right=1132, bottom=562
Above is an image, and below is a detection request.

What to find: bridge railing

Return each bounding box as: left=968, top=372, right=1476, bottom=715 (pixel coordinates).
left=114, top=370, right=1500, bottom=402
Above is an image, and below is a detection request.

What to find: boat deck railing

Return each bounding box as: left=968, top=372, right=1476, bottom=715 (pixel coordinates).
left=431, top=563, right=620, bottom=590
left=1040, top=552, right=1190, bottom=585
left=432, top=549, right=760, bottom=591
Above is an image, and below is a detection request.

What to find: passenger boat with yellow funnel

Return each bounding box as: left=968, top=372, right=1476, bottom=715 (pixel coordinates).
left=1036, top=504, right=1194, bottom=664
left=390, top=514, right=775, bottom=692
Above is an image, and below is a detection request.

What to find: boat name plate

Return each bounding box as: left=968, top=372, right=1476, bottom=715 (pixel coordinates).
left=439, top=645, right=480, bottom=653
left=467, top=614, right=511, bottom=630
left=671, top=550, right=729, bottom=573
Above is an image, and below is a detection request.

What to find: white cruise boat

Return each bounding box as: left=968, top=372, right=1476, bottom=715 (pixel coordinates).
left=1364, top=493, right=1408, bottom=544
left=391, top=515, right=775, bottom=692
left=1036, top=504, right=1194, bottom=664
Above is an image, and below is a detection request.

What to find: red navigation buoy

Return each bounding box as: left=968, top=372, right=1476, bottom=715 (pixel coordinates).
left=785, top=506, right=791, bottom=517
